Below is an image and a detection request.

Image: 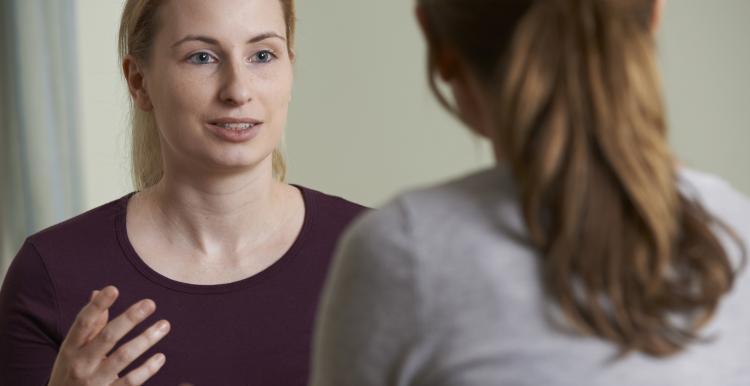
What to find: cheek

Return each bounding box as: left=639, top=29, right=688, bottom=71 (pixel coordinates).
left=148, top=70, right=212, bottom=136
left=260, top=65, right=294, bottom=117
left=155, top=72, right=208, bottom=113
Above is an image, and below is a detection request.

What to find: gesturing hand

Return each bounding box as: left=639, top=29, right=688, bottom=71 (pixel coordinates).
left=48, top=286, right=171, bottom=386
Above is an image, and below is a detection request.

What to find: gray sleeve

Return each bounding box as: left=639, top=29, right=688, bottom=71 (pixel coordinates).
left=310, top=200, right=424, bottom=386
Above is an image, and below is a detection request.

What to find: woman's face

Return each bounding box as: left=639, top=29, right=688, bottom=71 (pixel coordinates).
left=141, top=0, right=293, bottom=175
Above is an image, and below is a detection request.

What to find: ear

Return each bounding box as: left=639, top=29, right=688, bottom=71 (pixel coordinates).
left=122, top=55, right=153, bottom=111
left=415, top=5, right=431, bottom=43
left=651, top=0, right=666, bottom=32
left=415, top=5, right=460, bottom=81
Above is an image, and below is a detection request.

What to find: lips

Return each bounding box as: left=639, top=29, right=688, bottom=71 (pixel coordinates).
left=206, top=117, right=263, bottom=143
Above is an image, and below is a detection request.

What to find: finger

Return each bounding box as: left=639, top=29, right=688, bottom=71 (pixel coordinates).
left=83, top=299, right=157, bottom=359
left=111, top=353, right=166, bottom=386
left=84, top=290, right=109, bottom=344
left=96, top=319, right=170, bottom=377
left=65, top=286, right=119, bottom=348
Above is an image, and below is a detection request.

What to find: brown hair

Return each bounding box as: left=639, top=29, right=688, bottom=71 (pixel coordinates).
left=118, top=0, right=296, bottom=189
left=420, top=0, right=745, bottom=356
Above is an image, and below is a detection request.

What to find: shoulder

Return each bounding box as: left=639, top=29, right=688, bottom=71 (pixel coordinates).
left=679, top=168, right=750, bottom=207
left=0, top=194, right=130, bottom=341
left=25, top=194, right=131, bottom=256
left=401, top=166, right=516, bottom=217
left=340, top=166, right=523, bottom=270
left=0, top=194, right=130, bottom=354
left=296, top=185, right=369, bottom=229
left=13, top=194, right=131, bottom=298
left=332, top=168, right=543, bottom=350
left=679, top=169, right=750, bottom=294
left=353, top=167, right=521, bottom=248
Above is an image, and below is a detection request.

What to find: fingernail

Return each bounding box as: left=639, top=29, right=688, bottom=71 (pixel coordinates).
left=103, top=286, right=118, bottom=298
left=157, top=320, right=170, bottom=334
left=139, top=300, right=155, bottom=315
left=155, top=353, right=166, bottom=365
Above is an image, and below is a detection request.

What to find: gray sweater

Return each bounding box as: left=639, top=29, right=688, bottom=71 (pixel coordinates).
left=311, top=167, right=750, bottom=386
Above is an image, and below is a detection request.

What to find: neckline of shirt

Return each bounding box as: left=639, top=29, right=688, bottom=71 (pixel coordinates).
left=113, top=185, right=317, bottom=294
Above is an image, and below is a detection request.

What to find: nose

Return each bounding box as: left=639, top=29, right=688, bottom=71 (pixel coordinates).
left=219, top=60, right=253, bottom=106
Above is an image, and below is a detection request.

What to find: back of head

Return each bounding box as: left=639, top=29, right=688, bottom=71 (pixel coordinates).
left=419, top=0, right=745, bottom=357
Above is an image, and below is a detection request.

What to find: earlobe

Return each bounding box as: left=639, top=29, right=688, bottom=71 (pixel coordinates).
left=136, top=88, right=154, bottom=112
left=437, top=50, right=460, bottom=81
left=133, top=82, right=153, bottom=111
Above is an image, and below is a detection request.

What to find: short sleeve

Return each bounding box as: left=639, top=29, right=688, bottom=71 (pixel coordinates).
left=310, top=199, right=425, bottom=386
left=0, top=240, right=61, bottom=385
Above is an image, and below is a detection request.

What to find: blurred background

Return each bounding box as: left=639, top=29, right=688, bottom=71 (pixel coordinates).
left=1, top=0, right=749, bottom=279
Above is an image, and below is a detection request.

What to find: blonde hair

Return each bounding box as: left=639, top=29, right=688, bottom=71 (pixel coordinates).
left=118, top=0, right=296, bottom=190
left=420, top=0, right=745, bottom=356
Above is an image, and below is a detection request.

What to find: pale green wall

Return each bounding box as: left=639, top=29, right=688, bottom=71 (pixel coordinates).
left=76, top=0, right=749, bottom=209
left=660, top=0, right=750, bottom=195
left=284, top=0, right=493, bottom=207
left=76, top=0, right=131, bottom=207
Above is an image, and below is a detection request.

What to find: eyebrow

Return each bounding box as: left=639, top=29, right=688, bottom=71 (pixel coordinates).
left=171, top=32, right=287, bottom=48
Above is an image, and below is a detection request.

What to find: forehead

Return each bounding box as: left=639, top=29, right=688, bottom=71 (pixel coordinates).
left=156, top=0, right=286, bottom=41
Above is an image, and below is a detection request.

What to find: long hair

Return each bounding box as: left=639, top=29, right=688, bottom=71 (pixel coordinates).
left=420, top=0, right=744, bottom=356
left=118, top=0, right=296, bottom=190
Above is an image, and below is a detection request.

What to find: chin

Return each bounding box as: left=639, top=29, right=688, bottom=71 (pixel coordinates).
left=206, top=151, right=273, bottom=172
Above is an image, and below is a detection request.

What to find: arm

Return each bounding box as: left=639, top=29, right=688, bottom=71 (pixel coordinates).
left=0, top=241, right=61, bottom=385
left=310, top=202, right=425, bottom=386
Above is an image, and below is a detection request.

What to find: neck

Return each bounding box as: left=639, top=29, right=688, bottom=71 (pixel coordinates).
left=139, top=161, right=291, bottom=259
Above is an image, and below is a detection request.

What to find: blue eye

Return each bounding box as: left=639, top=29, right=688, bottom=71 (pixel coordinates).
left=253, top=50, right=276, bottom=63
left=187, top=52, right=217, bottom=64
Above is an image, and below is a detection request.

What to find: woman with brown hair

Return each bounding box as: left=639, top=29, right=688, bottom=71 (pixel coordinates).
left=311, top=0, right=750, bottom=385
left=0, top=0, right=364, bottom=385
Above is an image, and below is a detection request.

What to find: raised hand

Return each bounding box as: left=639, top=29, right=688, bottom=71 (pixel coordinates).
left=48, top=286, right=171, bottom=386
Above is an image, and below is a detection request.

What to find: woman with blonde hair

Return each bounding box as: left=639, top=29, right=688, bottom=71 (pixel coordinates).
left=312, top=0, right=750, bottom=385
left=0, top=0, right=364, bottom=385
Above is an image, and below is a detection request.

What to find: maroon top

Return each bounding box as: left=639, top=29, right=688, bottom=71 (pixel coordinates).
left=0, top=187, right=366, bottom=386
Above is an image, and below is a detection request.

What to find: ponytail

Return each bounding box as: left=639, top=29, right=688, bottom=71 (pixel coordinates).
left=422, top=0, right=744, bottom=356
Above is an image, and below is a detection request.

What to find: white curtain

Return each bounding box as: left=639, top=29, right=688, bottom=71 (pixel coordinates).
left=0, top=0, right=82, bottom=279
